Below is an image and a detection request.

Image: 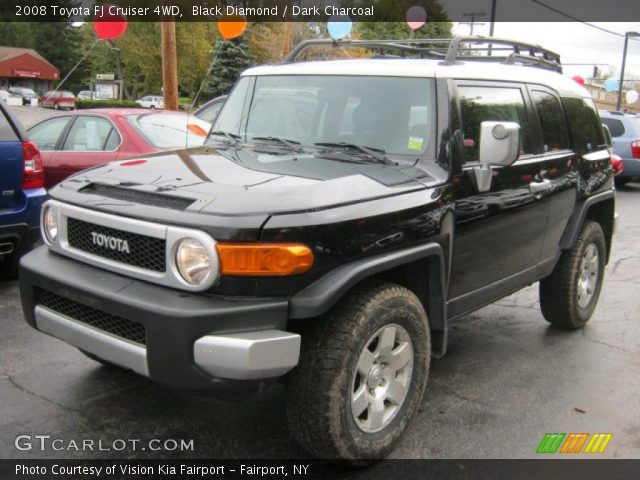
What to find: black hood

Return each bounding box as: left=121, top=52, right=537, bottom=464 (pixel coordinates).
left=56, top=145, right=431, bottom=217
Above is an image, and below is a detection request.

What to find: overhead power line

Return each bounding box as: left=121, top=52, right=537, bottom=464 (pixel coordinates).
left=530, top=0, right=640, bottom=41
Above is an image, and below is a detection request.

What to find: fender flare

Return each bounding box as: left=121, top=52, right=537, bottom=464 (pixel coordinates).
left=559, top=189, right=614, bottom=251
left=289, top=242, right=448, bottom=356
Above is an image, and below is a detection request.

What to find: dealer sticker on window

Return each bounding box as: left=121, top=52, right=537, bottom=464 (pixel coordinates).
left=407, top=136, right=424, bottom=151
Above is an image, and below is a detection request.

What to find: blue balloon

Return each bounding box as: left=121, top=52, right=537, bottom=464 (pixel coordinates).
left=604, top=77, right=619, bottom=93
left=327, top=16, right=352, bottom=40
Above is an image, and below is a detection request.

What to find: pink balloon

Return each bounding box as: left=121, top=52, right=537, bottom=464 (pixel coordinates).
left=571, top=75, right=585, bottom=86
left=406, top=5, right=427, bottom=30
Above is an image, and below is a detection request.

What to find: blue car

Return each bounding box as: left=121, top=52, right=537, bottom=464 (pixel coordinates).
left=600, top=110, right=640, bottom=186
left=0, top=102, right=46, bottom=279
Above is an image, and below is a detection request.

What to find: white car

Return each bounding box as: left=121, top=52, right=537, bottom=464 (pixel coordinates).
left=135, top=95, right=164, bottom=109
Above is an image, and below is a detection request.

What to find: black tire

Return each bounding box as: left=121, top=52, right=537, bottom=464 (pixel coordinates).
left=0, top=251, right=20, bottom=280
left=539, top=220, right=606, bottom=329
left=615, top=177, right=632, bottom=187
left=286, top=281, right=430, bottom=461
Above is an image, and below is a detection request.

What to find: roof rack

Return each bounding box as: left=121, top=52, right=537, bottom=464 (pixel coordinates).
left=284, top=36, right=562, bottom=73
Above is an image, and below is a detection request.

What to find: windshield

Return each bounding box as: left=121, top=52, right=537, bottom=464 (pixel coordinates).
left=212, top=75, right=435, bottom=157
left=127, top=113, right=211, bottom=148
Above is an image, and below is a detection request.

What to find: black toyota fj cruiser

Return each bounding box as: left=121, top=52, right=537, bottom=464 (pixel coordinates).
left=20, top=37, right=615, bottom=461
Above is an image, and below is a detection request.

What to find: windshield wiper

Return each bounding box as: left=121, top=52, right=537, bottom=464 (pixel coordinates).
left=252, top=136, right=303, bottom=153
left=209, top=130, right=240, bottom=145
left=314, top=142, right=391, bottom=164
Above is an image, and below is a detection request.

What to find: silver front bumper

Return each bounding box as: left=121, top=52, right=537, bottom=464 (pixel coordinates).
left=194, top=331, right=301, bottom=380
left=34, top=305, right=300, bottom=381
left=35, top=305, right=149, bottom=376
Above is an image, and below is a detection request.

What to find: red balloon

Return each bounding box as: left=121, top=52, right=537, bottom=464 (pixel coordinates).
left=93, top=5, right=128, bottom=40
left=571, top=75, right=585, bottom=86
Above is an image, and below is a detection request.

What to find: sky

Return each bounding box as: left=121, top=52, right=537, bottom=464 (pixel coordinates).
left=449, top=22, right=640, bottom=83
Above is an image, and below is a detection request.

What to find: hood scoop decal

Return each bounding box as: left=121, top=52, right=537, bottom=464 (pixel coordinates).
left=79, top=183, right=195, bottom=211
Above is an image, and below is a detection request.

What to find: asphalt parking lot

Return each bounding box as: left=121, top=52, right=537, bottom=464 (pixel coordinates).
left=1, top=183, right=638, bottom=462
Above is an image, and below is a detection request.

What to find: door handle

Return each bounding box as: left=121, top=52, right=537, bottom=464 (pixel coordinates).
left=529, top=179, right=551, bottom=194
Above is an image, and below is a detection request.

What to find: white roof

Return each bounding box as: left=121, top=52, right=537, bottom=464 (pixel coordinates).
left=243, top=58, right=589, bottom=98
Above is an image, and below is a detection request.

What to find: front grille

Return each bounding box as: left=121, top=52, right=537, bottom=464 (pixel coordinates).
left=80, top=184, right=194, bottom=211
left=37, top=289, right=146, bottom=346
left=67, top=217, right=166, bottom=272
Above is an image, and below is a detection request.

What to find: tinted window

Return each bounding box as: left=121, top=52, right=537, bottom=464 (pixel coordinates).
left=532, top=90, right=570, bottom=151
left=63, top=116, right=119, bottom=151
left=562, top=97, right=606, bottom=153
left=29, top=116, right=72, bottom=150
left=601, top=117, right=625, bottom=137
left=214, top=75, right=435, bottom=156
left=458, top=85, right=533, bottom=161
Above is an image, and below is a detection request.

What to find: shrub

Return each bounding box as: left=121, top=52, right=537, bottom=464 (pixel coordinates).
left=76, top=99, right=140, bottom=109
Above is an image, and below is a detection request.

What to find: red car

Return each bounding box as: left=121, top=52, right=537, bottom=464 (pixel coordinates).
left=28, top=108, right=211, bottom=189
left=40, top=91, right=76, bottom=110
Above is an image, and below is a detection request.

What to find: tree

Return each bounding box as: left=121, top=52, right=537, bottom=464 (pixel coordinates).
left=204, top=36, right=253, bottom=99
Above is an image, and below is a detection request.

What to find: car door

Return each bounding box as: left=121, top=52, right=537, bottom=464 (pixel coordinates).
left=448, top=81, right=548, bottom=318
left=527, top=87, right=578, bottom=265
left=28, top=115, right=74, bottom=188
left=44, top=115, right=122, bottom=188
left=50, top=115, right=122, bottom=183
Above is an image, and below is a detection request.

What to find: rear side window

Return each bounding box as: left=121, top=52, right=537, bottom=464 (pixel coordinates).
left=531, top=90, right=570, bottom=151
left=601, top=117, right=625, bottom=137
left=63, top=116, right=119, bottom=151
left=458, top=85, right=533, bottom=161
left=0, top=110, right=18, bottom=141
left=29, top=116, right=72, bottom=150
left=562, top=97, right=606, bottom=153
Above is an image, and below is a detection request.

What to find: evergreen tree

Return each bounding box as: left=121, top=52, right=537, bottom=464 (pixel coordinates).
left=204, top=36, right=253, bottom=99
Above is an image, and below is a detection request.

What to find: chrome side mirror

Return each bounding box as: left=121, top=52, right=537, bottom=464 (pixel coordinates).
left=479, top=121, right=521, bottom=167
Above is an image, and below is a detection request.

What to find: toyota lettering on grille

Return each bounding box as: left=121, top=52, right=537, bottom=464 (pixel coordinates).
left=90, top=231, right=131, bottom=254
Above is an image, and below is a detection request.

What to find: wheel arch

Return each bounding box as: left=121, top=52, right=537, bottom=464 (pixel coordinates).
left=289, top=242, right=449, bottom=358
left=560, top=190, right=615, bottom=263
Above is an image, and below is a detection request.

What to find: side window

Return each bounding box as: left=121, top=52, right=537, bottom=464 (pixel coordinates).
left=531, top=90, right=570, bottom=152
left=562, top=97, right=606, bottom=154
left=458, top=85, right=533, bottom=161
left=63, top=116, right=118, bottom=151
left=601, top=117, right=625, bottom=137
left=28, top=116, right=72, bottom=150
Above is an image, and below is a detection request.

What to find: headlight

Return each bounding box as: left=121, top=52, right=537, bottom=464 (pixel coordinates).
left=175, top=238, right=212, bottom=285
left=42, top=205, right=58, bottom=243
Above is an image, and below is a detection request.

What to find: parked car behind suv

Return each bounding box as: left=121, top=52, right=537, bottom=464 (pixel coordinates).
left=135, top=95, right=164, bottom=109
left=0, top=102, right=46, bottom=278
left=40, top=91, right=76, bottom=110
left=600, top=110, right=640, bottom=186
left=28, top=109, right=211, bottom=189
left=19, top=37, right=615, bottom=461
left=8, top=87, right=38, bottom=106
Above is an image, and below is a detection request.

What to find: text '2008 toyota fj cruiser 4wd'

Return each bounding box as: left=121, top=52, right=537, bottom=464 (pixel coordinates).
left=20, top=37, right=615, bottom=461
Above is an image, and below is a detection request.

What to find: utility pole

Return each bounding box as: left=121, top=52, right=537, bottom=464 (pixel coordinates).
left=161, top=20, right=178, bottom=111
left=489, top=1, right=497, bottom=37
left=461, top=12, right=486, bottom=35
left=617, top=31, right=640, bottom=111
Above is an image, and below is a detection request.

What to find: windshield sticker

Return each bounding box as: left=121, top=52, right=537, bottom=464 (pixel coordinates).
left=407, top=136, right=424, bottom=151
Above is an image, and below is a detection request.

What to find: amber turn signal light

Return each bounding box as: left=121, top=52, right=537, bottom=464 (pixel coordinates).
left=216, top=243, right=314, bottom=276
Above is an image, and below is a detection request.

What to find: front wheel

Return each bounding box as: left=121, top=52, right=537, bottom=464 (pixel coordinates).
left=286, top=281, right=430, bottom=461
left=539, top=220, right=606, bottom=329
